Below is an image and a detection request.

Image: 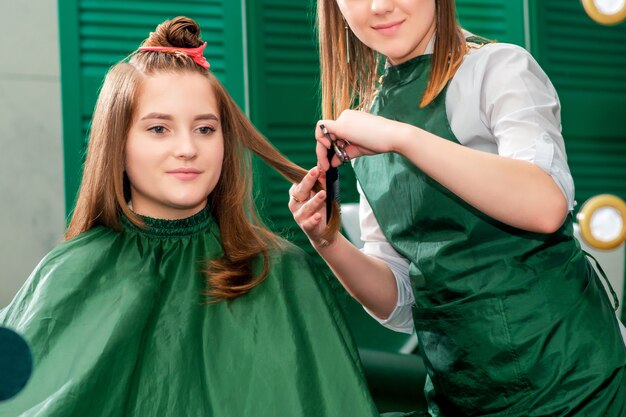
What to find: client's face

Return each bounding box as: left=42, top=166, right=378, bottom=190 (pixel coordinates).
left=125, top=71, right=224, bottom=220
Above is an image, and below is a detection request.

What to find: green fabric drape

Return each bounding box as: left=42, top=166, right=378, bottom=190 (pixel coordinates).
left=0, top=206, right=383, bottom=416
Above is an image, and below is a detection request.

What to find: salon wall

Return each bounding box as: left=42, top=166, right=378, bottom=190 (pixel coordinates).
left=0, top=0, right=65, bottom=307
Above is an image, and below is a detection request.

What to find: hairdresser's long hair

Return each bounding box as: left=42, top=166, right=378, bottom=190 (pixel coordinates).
left=317, top=0, right=467, bottom=118
left=66, top=16, right=341, bottom=300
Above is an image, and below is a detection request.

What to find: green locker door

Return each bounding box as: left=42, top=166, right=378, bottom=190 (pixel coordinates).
left=456, top=0, right=526, bottom=45
left=528, top=0, right=626, bottom=205
left=244, top=0, right=414, bottom=355
left=245, top=0, right=321, bottom=247
left=528, top=0, right=626, bottom=317
left=58, top=0, right=245, bottom=213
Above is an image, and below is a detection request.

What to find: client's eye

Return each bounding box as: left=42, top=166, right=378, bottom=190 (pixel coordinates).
left=196, top=126, right=216, bottom=135
left=148, top=125, right=167, bottom=134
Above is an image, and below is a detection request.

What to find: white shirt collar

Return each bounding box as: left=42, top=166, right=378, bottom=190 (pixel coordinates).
left=424, top=33, right=436, bottom=55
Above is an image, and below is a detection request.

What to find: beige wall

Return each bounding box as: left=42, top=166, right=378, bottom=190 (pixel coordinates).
left=0, top=0, right=65, bottom=307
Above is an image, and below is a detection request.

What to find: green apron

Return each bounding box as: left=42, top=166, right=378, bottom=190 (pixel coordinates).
left=353, top=47, right=626, bottom=416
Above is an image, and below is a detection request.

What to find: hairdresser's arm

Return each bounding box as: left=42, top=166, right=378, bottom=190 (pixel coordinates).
left=317, top=46, right=571, bottom=234
left=316, top=114, right=568, bottom=234
left=397, top=123, right=568, bottom=233
left=289, top=168, right=398, bottom=319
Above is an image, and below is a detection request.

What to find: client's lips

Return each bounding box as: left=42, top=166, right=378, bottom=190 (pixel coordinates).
left=167, top=168, right=202, bottom=180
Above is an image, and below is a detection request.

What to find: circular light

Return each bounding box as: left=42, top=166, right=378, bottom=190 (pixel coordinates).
left=577, top=194, right=626, bottom=250
left=582, top=0, right=626, bottom=25
left=590, top=207, right=623, bottom=241
left=595, top=0, right=625, bottom=14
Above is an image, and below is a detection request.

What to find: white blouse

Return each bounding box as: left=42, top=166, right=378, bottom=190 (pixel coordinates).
left=358, top=37, right=577, bottom=333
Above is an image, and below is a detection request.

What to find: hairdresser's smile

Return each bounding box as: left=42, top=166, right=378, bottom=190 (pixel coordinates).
left=338, top=0, right=436, bottom=65
left=372, top=19, right=405, bottom=36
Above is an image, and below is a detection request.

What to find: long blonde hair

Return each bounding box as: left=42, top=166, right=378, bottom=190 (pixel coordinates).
left=66, top=16, right=340, bottom=300
left=317, top=0, right=467, bottom=118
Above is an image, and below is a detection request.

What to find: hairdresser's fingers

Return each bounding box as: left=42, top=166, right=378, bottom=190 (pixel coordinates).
left=288, top=185, right=312, bottom=211
left=302, top=189, right=326, bottom=217
left=300, top=212, right=323, bottom=235
left=291, top=190, right=325, bottom=224
left=318, top=141, right=361, bottom=169
left=288, top=168, right=323, bottom=213
left=341, top=142, right=363, bottom=161
left=315, top=119, right=345, bottom=171
left=296, top=191, right=327, bottom=234
left=316, top=168, right=327, bottom=189
left=316, top=143, right=345, bottom=170
left=292, top=190, right=325, bottom=222
left=315, top=141, right=331, bottom=172
left=316, top=120, right=369, bottom=168
left=287, top=184, right=299, bottom=212
left=315, top=120, right=336, bottom=148
left=298, top=167, right=322, bottom=195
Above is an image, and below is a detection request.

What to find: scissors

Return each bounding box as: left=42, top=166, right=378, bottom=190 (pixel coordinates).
left=320, top=124, right=351, bottom=164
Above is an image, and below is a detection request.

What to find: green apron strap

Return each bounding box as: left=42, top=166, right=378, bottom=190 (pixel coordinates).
left=583, top=250, right=620, bottom=311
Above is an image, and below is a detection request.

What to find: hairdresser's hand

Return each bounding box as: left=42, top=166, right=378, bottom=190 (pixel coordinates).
left=316, top=110, right=410, bottom=170
left=288, top=167, right=330, bottom=245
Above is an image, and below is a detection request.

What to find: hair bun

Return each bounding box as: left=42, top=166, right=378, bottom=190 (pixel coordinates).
left=144, top=16, right=203, bottom=48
